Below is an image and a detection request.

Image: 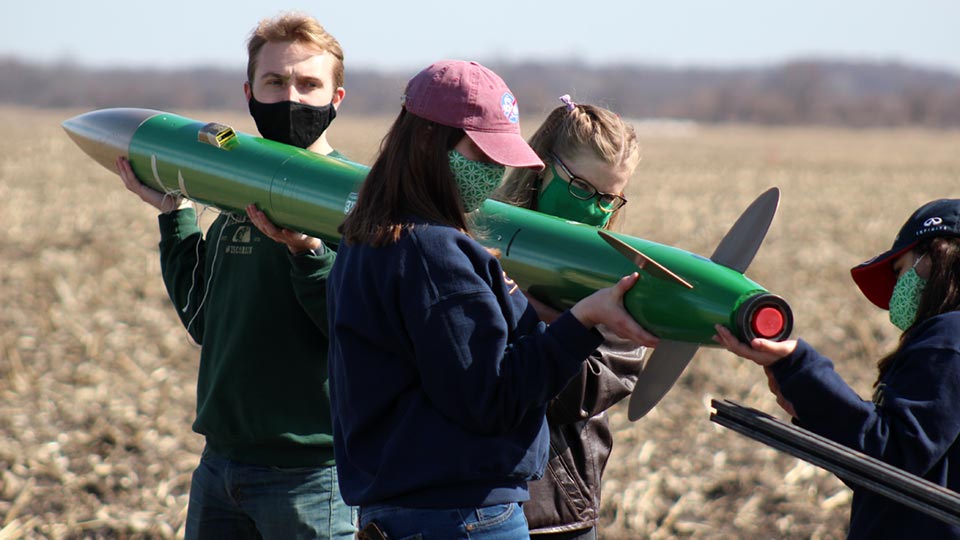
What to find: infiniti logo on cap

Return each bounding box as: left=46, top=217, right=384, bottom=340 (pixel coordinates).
left=924, top=217, right=943, bottom=227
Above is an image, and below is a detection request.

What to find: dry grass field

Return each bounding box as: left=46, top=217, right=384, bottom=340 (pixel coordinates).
left=1, top=105, right=958, bottom=539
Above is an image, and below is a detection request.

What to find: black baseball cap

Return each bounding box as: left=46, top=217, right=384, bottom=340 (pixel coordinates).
left=851, top=198, right=960, bottom=309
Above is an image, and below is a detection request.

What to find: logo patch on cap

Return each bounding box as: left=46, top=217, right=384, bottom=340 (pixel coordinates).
left=501, top=92, right=519, bottom=123
left=924, top=217, right=943, bottom=227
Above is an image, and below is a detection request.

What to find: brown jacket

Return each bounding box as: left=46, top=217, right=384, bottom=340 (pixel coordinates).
left=524, top=329, right=646, bottom=534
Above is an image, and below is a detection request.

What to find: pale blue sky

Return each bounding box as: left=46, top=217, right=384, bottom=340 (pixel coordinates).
left=4, top=1, right=959, bottom=74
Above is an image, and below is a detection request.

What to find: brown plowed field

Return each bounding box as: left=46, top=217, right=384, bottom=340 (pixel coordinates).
left=2, top=106, right=958, bottom=538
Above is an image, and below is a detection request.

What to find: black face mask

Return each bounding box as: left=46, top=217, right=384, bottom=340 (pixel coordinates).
left=247, top=97, right=337, bottom=149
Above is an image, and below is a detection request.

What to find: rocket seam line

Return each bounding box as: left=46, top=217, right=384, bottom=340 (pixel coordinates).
left=151, top=155, right=169, bottom=191
left=178, top=170, right=190, bottom=198
left=506, top=228, right=522, bottom=257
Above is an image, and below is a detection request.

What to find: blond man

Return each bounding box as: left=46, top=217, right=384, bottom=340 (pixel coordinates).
left=115, top=12, right=354, bottom=539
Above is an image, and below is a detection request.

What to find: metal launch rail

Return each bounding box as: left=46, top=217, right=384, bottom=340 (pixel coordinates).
left=710, top=398, right=960, bottom=527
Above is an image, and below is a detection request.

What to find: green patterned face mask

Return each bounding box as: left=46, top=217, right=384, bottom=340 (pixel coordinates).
left=889, top=255, right=927, bottom=331
left=448, top=150, right=505, bottom=212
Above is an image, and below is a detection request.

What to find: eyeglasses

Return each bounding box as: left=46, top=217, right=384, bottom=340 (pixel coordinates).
left=550, top=154, right=628, bottom=213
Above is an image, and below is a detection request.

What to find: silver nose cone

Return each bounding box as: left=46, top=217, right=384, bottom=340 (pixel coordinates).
left=62, top=108, right=161, bottom=172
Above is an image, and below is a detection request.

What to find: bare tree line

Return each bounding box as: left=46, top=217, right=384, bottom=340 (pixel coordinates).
left=3, top=57, right=959, bottom=127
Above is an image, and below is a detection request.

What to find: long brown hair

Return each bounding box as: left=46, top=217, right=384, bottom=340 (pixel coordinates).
left=339, top=109, right=467, bottom=247
left=876, top=236, right=960, bottom=383
left=495, top=102, right=640, bottom=232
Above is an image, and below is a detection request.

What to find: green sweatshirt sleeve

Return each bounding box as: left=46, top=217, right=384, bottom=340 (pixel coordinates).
left=287, top=243, right=337, bottom=335
left=158, top=207, right=207, bottom=344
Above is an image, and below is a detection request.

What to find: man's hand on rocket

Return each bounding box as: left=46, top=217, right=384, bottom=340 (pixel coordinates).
left=246, top=203, right=323, bottom=255
left=115, top=156, right=189, bottom=214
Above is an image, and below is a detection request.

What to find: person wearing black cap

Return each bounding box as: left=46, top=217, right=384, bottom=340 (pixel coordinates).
left=714, top=198, right=960, bottom=539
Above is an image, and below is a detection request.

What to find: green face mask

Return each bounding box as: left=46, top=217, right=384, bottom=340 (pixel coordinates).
left=536, top=164, right=612, bottom=227
left=889, top=256, right=927, bottom=331
left=448, top=150, right=505, bottom=212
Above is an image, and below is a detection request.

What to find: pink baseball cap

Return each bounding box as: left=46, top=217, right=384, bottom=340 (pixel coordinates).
left=402, top=60, right=544, bottom=170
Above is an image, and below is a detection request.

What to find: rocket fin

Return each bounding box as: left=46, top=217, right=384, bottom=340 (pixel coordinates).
left=710, top=187, right=780, bottom=273
left=628, top=339, right=700, bottom=421
left=598, top=230, right=693, bottom=289
left=626, top=187, right=781, bottom=420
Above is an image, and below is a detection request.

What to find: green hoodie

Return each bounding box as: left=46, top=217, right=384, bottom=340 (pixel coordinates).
left=158, top=203, right=337, bottom=467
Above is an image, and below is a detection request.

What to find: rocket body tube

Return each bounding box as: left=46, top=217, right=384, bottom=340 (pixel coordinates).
left=474, top=205, right=790, bottom=343
left=63, top=108, right=791, bottom=345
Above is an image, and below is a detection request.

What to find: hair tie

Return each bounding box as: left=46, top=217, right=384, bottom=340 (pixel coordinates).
left=559, top=94, right=576, bottom=111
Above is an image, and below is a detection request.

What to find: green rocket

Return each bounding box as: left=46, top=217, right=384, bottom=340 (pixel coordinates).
left=63, top=108, right=792, bottom=420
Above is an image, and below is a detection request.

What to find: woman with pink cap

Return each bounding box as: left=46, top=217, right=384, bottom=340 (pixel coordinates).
left=715, top=199, right=960, bottom=539
left=326, top=60, right=657, bottom=539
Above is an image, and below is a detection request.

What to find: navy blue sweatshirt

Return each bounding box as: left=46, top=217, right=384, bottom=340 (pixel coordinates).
left=770, top=311, right=960, bottom=539
left=326, top=220, right=604, bottom=509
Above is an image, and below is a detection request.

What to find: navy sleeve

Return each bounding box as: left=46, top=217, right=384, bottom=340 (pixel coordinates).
left=771, top=337, right=960, bottom=477
left=403, top=248, right=603, bottom=436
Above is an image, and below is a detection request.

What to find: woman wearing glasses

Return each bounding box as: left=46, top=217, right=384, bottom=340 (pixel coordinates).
left=496, top=95, right=644, bottom=540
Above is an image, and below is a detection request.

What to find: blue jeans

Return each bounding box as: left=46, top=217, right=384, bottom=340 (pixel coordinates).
left=185, top=451, right=356, bottom=539
left=359, top=502, right=530, bottom=539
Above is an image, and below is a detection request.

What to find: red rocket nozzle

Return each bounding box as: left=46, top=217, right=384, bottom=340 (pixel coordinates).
left=735, top=293, right=793, bottom=342
left=751, top=306, right=785, bottom=338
